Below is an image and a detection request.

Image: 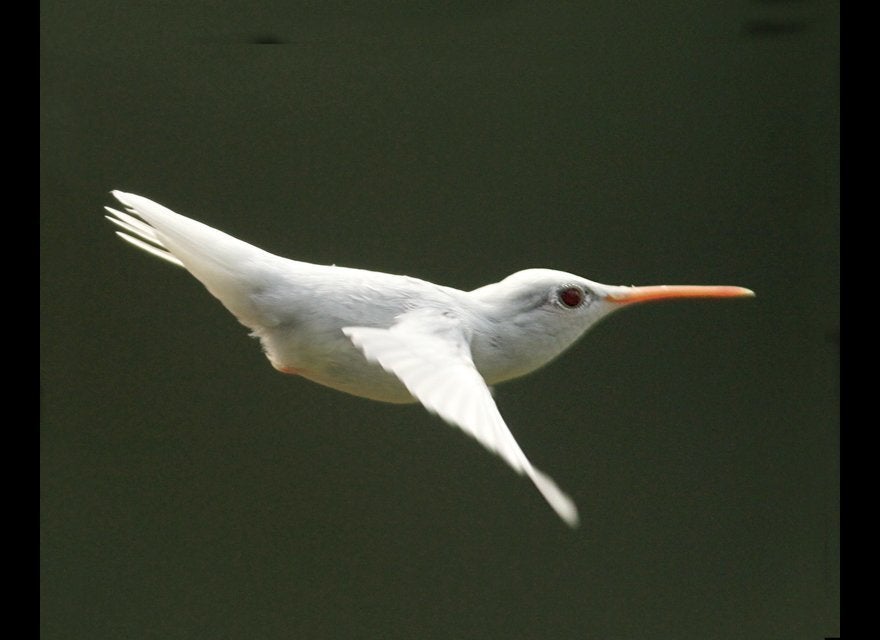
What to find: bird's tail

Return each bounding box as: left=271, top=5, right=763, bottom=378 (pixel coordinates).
left=105, top=191, right=287, bottom=329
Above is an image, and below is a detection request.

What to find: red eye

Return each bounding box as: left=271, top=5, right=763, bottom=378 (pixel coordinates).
left=559, top=287, right=584, bottom=308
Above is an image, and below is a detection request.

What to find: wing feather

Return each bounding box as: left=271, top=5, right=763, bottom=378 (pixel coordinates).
left=343, top=312, right=579, bottom=527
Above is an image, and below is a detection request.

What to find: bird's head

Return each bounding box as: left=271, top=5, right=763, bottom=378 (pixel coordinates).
left=469, top=268, right=754, bottom=383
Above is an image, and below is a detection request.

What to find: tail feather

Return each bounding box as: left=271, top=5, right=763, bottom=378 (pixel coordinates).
left=105, top=206, right=163, bottom=245
left=113, top=229, right=185, bottom=267
left=106, top=207, right=184, bottom=267
left=105, top=191, right=287, bottom=329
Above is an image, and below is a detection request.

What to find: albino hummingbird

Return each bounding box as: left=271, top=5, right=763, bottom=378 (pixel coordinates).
left=105, top=191, right=754, bottom=527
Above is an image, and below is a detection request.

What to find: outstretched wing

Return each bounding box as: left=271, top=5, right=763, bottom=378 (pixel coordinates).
left=343, top=310, right=579, bottom=527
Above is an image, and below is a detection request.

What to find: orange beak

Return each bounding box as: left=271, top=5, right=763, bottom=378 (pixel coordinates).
left=604, top=285, right=755, bottom=305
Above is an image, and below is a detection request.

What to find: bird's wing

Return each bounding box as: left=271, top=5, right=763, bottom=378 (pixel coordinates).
left=343, top=310, right=579, bottom=527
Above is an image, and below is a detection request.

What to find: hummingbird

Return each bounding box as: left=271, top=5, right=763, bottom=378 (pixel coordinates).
left=105, top=191, right=754, bottom=527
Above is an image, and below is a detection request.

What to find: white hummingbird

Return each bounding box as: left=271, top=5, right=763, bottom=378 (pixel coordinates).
left=105, top=191, right=754, bottom=527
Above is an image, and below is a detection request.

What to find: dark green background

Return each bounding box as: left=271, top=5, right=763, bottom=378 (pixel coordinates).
left=41, top=2, right=839, bottom=638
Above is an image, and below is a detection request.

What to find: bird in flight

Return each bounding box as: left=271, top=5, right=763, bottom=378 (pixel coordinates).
left=106, top=191, right=753, bottom=527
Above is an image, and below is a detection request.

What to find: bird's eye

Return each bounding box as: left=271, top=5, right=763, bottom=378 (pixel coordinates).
left=558, top=286, right=585, bottom=308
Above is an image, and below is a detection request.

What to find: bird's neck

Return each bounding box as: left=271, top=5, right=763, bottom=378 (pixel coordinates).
left=466, top=303, right=585, bottom=385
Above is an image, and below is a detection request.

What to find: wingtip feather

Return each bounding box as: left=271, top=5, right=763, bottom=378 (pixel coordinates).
left=529, top=467, right=580, bottom=528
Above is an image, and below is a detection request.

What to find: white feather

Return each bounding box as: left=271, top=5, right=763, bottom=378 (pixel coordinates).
left=343, top=311, right=580, bottom=527
left=106, top=190, right=752, bottom=528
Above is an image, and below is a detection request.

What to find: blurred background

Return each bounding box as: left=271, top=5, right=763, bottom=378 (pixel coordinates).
left=41, top=2, right=839, bottom=638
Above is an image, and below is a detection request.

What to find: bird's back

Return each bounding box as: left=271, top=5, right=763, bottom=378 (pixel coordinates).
left=108, top=191, right=467, bottom=402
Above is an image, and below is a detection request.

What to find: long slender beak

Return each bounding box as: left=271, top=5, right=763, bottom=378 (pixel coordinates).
left=604, top=284, right=755, bottom=305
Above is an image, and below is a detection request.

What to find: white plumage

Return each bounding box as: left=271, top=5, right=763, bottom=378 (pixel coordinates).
left=106, top=190, right=753, bottom=527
